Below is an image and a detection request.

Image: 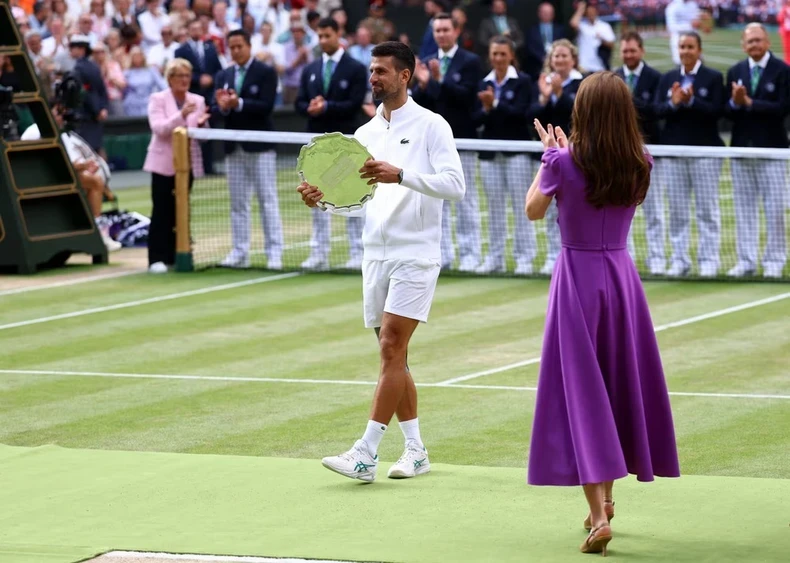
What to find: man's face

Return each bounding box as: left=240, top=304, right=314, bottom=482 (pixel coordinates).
left=742, top=27, right=769, bottom=62
left=369, top=55, right=405, bottom=102
left=27, top=35, right=42, bottom=53
left=620, top=39, right=643, bottom=70
left=492, top=0, right=506, bottom=16
left=188, top=21, right=202, bottom=41
left=161, top=26, right=173, bottom=44
left=318, top=26, right=339, bottom=55
left=538, top=3, right=554, bottom=23
left=78, top=15, right=92, bottom=34
left=228, top=34, right=251, bottom=66
left=432, top=18, right=457, bottom=51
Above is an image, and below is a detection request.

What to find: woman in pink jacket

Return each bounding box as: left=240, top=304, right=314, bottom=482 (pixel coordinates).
left=143, top=57, right=210, bottom=274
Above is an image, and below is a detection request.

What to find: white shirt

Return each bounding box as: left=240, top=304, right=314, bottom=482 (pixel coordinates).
left=137, top=10, right=171, bottom=53
left=577, top=18, right=615, bottom=72
left=147, top=41, right=179, bottom=72
left=353, top=97, right=465, bottom=261
left=251, top=35, right=286, bottom=68
left=749, top=51, right=771, bottom=71
left=622, top=61, right=645, bottom=80
left=666, top=0, right=700, bottom=35
left=322, top=47, right=345, bottom=73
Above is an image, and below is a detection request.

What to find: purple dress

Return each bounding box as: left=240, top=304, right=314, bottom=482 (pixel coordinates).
left=527, top=147, right=681, bottom=487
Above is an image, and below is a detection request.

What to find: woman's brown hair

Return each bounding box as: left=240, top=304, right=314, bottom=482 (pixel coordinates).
left=568, top=71, right=650, bottom=208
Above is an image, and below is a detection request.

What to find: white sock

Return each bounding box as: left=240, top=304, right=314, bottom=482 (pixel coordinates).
left=361, top=420, right=387, bottom=457
left=399, top=418, right=423, bottom=448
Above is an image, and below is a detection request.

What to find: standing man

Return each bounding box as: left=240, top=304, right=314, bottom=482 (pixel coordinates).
left=296, top=17, right=368, bottom=271
left=725, top=23, right=790, bottom=279
left=412, top=12, right=482, bottom=272
left=521, top=1, right=569, bottom=82
left=570, top=1, right=616, bottom=72
left=70, top=35, right=108, bottom=154
left=617, top=31, right=666, bottom=275
left=212, top=29, right=284, bottom=270
left=665, top=0, right=700, bottom=66
left=298, top=42, right=465, bottom=482
left=175, top=19, right=223, bottom=174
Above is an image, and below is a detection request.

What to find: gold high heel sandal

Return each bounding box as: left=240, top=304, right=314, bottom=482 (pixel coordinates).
left=580, top=524, right=612, bottom=556
left=584, top=501, right=614, bottom=532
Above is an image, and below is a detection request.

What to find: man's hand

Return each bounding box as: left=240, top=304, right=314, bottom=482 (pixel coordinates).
left=200, top=74, right=213, bottom=88
left=428, top=58, right=441, bottom=81
left=414, top=61, right=430, bottom=88
left=227, top=91, right=240, bottom=109
left=307, top=95, right=326, bottom=116
left=97, top=109, right=108, bottom=122
left=297, top=181, right=323, bottom=208
left=359, top=159, right=401, bottom=185
left=215, top=88, right=231, bottom=111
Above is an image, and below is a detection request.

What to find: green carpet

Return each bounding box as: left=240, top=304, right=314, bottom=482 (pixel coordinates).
left=1, top=444, right=788, bottom=563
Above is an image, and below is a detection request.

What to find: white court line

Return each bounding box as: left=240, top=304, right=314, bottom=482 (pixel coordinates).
left=0, top=368, right=788, bottom=401
left=103, top=551, right=355, bottom=563
left=0, top=272, right=301, bottom=332
left=0, top=269, right=144, bottom=297
left=436, top=291, right=790, bottom=386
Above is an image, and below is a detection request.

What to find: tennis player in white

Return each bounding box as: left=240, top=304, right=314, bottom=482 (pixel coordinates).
left=298, top=41, right=465, bottom=482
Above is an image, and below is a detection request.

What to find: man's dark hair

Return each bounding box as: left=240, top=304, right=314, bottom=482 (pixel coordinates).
left=433, top=12, right=459, bottom=30
left=621, top=30, right=644, bottom=48
left=317, top=17, right=339, bottom=32
left=227, top=28, right=251, bottom=45
left=371, top=41, right=416, bottom=80
left=680, top=30, right=702, bottom=49
left=307, top=10, right=321, bottom=23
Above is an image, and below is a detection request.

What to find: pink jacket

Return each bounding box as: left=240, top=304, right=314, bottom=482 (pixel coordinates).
left=143, top=89, right=207, bottom=178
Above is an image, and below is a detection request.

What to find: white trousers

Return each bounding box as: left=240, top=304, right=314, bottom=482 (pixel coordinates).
left=731, top=158, right=787, bottom=271
left=441, top=151, right=482, bottom=267
left=479, top=154, right=537, bottom=265
left=665, top=158, right=722, bottom=270
left=226, top=147, right=283, bottom=260
left=628, top=159, right=667, bottom=271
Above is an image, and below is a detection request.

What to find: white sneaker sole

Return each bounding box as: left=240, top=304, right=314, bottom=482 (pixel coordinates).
left=387, top=463, right=431, bottom=479
left=321, top=459, right=376, bottom=482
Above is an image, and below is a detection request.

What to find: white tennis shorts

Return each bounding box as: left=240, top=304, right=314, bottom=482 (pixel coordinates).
left=362, top=258, right=441, bottom=329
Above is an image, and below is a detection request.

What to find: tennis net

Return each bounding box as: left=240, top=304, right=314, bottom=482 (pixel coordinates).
left=176, top=127, right=790, bottom=281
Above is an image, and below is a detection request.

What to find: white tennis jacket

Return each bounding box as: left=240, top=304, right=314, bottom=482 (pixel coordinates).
left=353, top=96, right=466, bottom=261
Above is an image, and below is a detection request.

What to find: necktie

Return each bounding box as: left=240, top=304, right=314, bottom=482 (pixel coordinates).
left=440, top=56, right=450, bottom=79
left=235, top=65, right=246, bottom=92
left=628, top=73, right=637, bottom=92
left=193, top=42, right=204, bottom=69
left=323, top=58, right=334, bottom=92
left=751, top=65, right=762, bottom=93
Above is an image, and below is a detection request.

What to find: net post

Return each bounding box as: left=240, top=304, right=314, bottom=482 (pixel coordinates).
left=173, top=126, right=193, bottom=272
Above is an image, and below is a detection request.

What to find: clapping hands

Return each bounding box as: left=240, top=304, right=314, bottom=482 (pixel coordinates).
left=534, top=119, right=568, bottom=150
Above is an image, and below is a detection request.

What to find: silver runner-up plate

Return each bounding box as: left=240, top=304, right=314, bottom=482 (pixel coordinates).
left=296, top=132, right=377, bottom=212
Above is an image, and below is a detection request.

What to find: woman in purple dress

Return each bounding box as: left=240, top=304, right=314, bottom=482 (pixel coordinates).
left=525, top=71, right=680, bottom=556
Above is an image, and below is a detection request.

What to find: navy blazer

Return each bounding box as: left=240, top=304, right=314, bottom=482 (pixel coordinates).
left=473, top=71, right=533, bottom=160
left=211, top=59, right=278, bottom=154
left=73, top=56, right=108, bottom=151
left=521, top=23, right=569, bottom=81
left=616, top=63, right=662, bottom=144
left=725, top=54, right=790, bottom=148
left=174, top=41, right=223, bottom=101
left=294, top=52, right=368, bottom=135
left=411, top=48, right=482, bottom=139
left=654, top=64, right=725, bottom=146
left=528, top=76, right=584, bottom=160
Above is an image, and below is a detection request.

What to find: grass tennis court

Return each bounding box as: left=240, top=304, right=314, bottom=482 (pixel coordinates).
left=2, top=25, right=789, bottom=563
left=1, top=268, right=789, bottom=562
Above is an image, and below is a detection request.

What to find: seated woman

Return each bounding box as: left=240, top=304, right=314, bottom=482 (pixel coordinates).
left=143, top=57, right=210, bottom=274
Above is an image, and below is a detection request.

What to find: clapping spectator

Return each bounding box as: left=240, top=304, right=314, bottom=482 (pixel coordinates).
left=28, top=1, right=51, bottom=39
left=89, top=0, right=113, bottom=41
left=123, top=47, right=167, bottom=116
left=111, top=0, right=136, bottom=30
left=147, top=25, right=179, bottom=75
left=93, top=42, right=127, bottom=116
left=138, top=0, right=171, bottom=54
left=169, top=0, right=196, bottom=35
left=282, top=21, right=313, bottom=104
left=359, top=0, right=396, bottom=44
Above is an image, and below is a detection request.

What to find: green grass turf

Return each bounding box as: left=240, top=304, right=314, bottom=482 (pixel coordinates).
left=1, top=444, right=789, bottom=563
left=1, top=269, right=790, bottom=561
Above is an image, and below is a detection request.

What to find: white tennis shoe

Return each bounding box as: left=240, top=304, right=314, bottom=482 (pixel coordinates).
left=321, top=440, right=378, bottom=482
left=387, top=440, right=430, bottom=479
